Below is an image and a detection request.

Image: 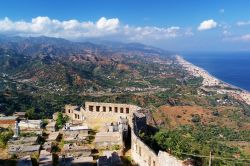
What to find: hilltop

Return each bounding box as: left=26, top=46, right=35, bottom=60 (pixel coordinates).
left=0, top=36, right=250, bottom=165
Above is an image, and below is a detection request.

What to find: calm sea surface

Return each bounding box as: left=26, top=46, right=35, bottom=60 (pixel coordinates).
left=181, top=52, right=250, bottom=91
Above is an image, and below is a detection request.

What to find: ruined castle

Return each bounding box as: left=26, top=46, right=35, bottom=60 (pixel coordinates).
left=65, top=101, right=185, bottom=166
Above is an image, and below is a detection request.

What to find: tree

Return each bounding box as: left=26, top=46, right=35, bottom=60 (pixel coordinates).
left=56, top=112, right=69, bottom=129
left=153, top=131, right=191, bottom=158
left=56, top=112, right=64, bottom=129
left=25, top=107, right=35, bottom=119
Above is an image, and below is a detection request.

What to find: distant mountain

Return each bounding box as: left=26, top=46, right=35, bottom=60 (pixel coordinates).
left=0, top=36, right=173, bottom=58
left=0, top=35, right=177, bottom=95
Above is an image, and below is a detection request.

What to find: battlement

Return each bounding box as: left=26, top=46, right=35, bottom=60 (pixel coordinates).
left=84, top=101, right=140, bottom=115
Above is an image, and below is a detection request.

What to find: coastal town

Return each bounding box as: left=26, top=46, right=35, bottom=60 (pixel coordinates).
left=176, top=55, right=250, bottom=105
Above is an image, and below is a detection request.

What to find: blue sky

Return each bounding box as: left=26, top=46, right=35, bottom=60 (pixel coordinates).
left=1, top=0, right=250, bottom=51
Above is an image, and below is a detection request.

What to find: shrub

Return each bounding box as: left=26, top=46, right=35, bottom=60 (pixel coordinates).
left=212, top=111, right=219, bottom=116
left=191, top=114, right=201, bottom=123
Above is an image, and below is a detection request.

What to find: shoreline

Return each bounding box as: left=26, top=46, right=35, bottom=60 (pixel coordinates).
left=176, top=55, right=250, bottom=105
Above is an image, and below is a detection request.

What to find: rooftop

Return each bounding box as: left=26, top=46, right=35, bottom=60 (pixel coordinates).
left=94, top=132, right=121, bottom=143
left=68, top=125, right=89, bottom=130
left=13, top=112, right=26, bottom=116
left=8, top=136, right=39, bottom=145
left=22, top=145, right=41, bottom=152
left=9, top=145, right=40, bottom=153
left=64, top=133, right=87, bottom=142
left=19, top=119, right=43, bottom=124
left=0, top=116, right=17, bottom=120
left=63, top=143, right=91, bottom=154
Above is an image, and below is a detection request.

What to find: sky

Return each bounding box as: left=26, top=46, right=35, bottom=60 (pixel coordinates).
left=0, top=0, right=250, bottom=51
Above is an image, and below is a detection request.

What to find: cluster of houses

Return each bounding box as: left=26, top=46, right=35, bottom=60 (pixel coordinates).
left=0, top=101, right=189, bottom=166
left=0, top=103, right=129, bottom=166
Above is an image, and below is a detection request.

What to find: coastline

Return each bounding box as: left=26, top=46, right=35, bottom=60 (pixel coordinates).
left=176, top=55, right=250, bottom=105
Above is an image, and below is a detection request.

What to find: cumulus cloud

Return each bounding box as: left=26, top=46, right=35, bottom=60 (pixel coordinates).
left=96, top=17, right=119, bottom=30
left=237, top=20, right=250, bottom=26
left=0, top=16, right=191, bottom=42
left=197, top=19, right=217, bottom=31
left=0, top=16, right=120, bottom=38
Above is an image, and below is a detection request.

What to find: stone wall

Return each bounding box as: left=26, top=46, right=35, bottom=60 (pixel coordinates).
left=158, top=151, right=184, bottom=166
left=131, top=130, right=159, bottom=166
left=65, top=102, right=141, bottom=125
left=131, top=129, right=184, bottom=166
left=64, top=102, right=184, bottom=166
left=65, top=102, right=140, bottom=124
left=85, top=102, right=140, bottom=116
left=64, top=105, right=84, bottom=122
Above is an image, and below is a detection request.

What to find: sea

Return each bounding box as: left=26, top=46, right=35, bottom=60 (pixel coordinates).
left=181, top=52, right=250, bottom=92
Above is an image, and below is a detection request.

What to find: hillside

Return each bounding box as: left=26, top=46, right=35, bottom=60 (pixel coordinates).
left=0, top=36, right=181, bottom=115
left=0, top=36, right=250, bottom=165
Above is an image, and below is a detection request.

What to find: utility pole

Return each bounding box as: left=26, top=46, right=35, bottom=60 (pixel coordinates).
left=209, top=151, right=212, bottom=166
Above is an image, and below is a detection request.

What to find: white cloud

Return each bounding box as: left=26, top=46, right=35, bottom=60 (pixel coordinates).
left=96, top=17, right=119, bottom=31
left=223, top=34, right=250, bottom=42
left=237, top=20, right=250, bottom=26
left=122, top=26, right=184, bottom=41
left=0, top=16, right=191, bottom=42
left=0, top=16, right=120, bottom=38
left=197, top=19, right=217, bottom=31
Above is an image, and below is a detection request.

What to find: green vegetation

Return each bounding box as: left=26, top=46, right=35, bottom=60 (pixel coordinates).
left=0, top=127, right=13, bottom=148
left=141, top=125, right=250, bottom=166
left=111, top=144, right=120, bottom=150
left=25, top=107, right=35, bottom=119
left=20, top=132, right=37, bottom=137
left=0, top=36, right=250, bottom=165
left=191, top=114, right=201, bottom=123
left=56, top=112, right=69, bottom=129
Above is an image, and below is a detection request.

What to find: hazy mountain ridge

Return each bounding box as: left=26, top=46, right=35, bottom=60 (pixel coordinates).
left=0, top=36, right=177, bottom=95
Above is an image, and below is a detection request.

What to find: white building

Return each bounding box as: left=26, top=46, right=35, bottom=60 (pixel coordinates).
left=19, top=120, right=43, bottom=130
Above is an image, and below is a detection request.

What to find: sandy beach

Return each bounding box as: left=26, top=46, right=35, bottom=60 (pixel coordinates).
left=176, top=55, right=250, bottom=105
